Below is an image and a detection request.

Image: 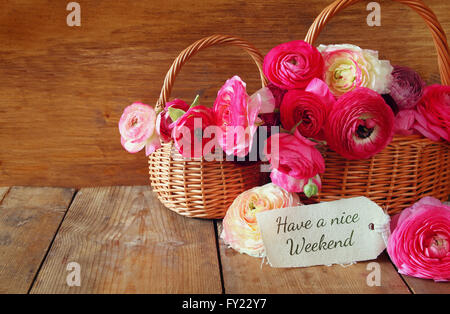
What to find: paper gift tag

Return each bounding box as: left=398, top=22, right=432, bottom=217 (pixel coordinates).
left=255, top=196, right=389, bottom=268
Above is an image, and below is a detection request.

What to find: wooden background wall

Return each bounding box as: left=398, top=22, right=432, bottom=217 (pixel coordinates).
left=0, top=0, right=449, bottom=187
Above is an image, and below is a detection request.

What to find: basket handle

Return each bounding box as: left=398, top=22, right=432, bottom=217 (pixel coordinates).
left=155, top=34, right=268, bottom=113
left=304, top=0, right=450, bottom=85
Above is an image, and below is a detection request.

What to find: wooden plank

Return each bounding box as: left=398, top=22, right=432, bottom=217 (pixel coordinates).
left=30, top=186, right=222, bottom=294
left=0, top=0, right=448, bottom=187
left=219, top=223, right=410, bottom=294
left=0, top=186, right=75, bottom=294
left=400, top=275, right=450, bottom=294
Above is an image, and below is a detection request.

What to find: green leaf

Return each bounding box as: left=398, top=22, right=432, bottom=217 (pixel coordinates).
left=189, top=94, right=200, bottom=109
left=168, top=107, right=186, bottom=123
left=290, top=120, right=302, bottom=134
left=303, top=178, right=319, bottom=198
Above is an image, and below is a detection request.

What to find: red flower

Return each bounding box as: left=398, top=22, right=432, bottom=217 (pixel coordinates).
left=266, top=83, right=287, bottom=108
left=280, top=90, right=328, bottom=139
left=172, top=105, right=217, bottom=158
left=263, top=40, right=324, bottom=90
left=156, top=99, right=190, bottom=143
left=324, top=87, right=394, bottom=160
left=414, top=84, right=450, bottom=142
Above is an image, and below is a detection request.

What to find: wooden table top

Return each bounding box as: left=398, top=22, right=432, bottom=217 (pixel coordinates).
left=0, top=186, right=448, bottom=294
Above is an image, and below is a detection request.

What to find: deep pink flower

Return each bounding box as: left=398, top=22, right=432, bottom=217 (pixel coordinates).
left=172, top=105, right=217, bottom=158
left=305, top=78, right=336, bottom=107
left=394, top=109, right=416, bottom=136
left=324, top=87, right=395, bottom=160
left=270, top=169, right=322, bottom=197
left=263, top=40, right=324, bottom=90
left=389, top=65, right=425, bottom=110
left=265, top=129, right=325, bottom=194
left=118, top=102, right=160, bottom=155
left=156, top=99, right=190, bottom=143
left=280, top=79, right=334, bottom=139
left=388, top=197, right=450, bottom=282
left=266, top=83, right=287, bottom=109
left=413, top=84, right=450, bottom=142
left=213, top=76, right=261, bottom=157
left=280, top=90, right=328, bottom=139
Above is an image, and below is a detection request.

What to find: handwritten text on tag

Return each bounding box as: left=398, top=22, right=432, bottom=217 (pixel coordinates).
left=256, top=197, right=389, bottom=268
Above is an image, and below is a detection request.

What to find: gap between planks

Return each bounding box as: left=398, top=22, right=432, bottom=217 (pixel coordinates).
left=27, top=189, right=79, bottom=293
left=30, top=186, right=222, bottom=294
left=0, top=186, right=76, bottom=294
left=217, top=221, right=408, bottom=294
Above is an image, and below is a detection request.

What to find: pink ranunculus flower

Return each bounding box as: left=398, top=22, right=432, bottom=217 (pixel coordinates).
left=213, top=76, right=273, bottom=157
left=394, top=109, right=416, bottom=136
left=265, top=129, right=325, bottom=195
left=388, top=197, right=450, bottom=282
left=171, top=105, right=217, bottom=158
left=389, top=65, right=425, bottom=110
left=305, top=78, right=336, bottom=107
left=267, top=83, right=287, bottom=109
left=324, top=87, right=395, bottom=160
left=263, top=40, right=324, bottom=90
left=270, top=169, right=322, bottom=198
left=280, top=78, right=334, bottom=140
left=119, top=102, right=161, bottom=155
left=280, top=90, right=328, bottom=139
left=413, top=84, right=450, bottom=142
left=257, top=83, right=286, bottom=128
left=156, top=99, right=190, bottom=143
left=221, top=183, right=301, bottom=257
left=318, top=44, right=393, bottom=97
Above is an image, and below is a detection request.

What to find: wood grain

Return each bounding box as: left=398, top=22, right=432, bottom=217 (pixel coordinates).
left=218, top=224, right=410, bottom=293
left=0, top=0, right=448, bottom=187
left=400, top=275, right=450, bottom=294
left=30, top=186, right=222, bottom=294
left=0, top=186, right=75, bottom=294
left=0, top=187, right=9, bottom=202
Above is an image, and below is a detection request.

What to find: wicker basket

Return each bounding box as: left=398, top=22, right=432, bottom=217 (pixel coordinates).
left=305, top=0, right=450, bottom=215
left=148, top=35, right=268, bottom=219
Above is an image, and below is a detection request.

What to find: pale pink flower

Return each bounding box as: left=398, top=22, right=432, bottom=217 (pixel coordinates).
left=119, top=102, right=161, bottom=155
left=318, top=44, right=393, bottom=97
left=221, top=183, right=301, bottom=257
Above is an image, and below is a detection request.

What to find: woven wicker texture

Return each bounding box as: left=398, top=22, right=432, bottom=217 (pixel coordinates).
left=149, top=35, right=268, bottom=219
left=305, top=0, right=450, bottom=214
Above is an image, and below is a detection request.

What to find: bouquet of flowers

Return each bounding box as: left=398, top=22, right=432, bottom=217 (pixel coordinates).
left=117, top=31, right=449, bottom=281
left=215, top=41, right=449, bottom=282
left=119, top=39, right=449, bottom=200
